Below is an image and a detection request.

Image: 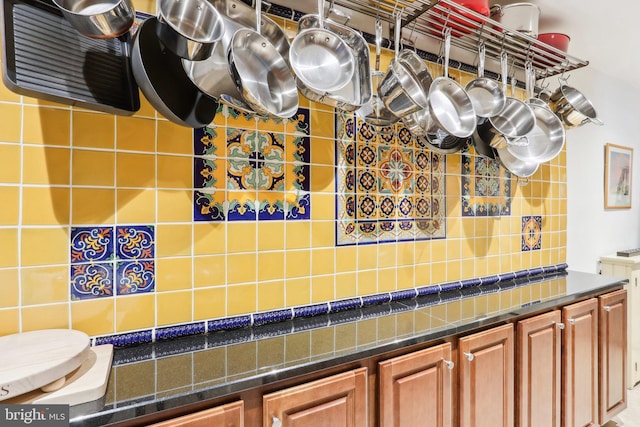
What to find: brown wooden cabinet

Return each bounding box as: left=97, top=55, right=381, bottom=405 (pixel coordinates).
left=149, top=400, right=244, bottom=426
left=562, top=298, right=598, bottom=427
left=516, top=310, right=562, bottom=427
left=378, top=342, right=453, bottom=427
left=262, top=367, right=367, bottom=427
left=459, top=323, right=514, bottom=427
left=598, top=289, right=627, bottom=424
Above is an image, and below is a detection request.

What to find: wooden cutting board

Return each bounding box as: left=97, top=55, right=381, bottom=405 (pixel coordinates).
left=4, top=345, right=113, bottom=406
left=0, top=329, right=90, bottom=401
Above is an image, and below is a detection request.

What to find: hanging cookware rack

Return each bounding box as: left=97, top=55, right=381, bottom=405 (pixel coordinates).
left=325, top=0, right=588, bottom=80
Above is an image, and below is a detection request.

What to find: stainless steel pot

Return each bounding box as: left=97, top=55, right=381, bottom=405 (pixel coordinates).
left=474, top=52, right=535, bottom=150
left=131, top=17, right=219, bottom=128
left=182, top=0, right=290, bottom=114
left=496, top=144, right=539, bottom=178
left=52, top=0, right=135, bottom=39
left=156, top=0, right=224, bottom=61
left=400, top=47, right=434, bottom=136
left=290, top=0, right=355, bottom=94
left=378, top=14, right=429, bottom=118
left=549, top=78, right=603, bottom=129
left=423, top=28, right=476, bottom=152
left=227, top=0, right=298, bottom=119
left=490, top=2, right=540, bottom=37
left=465, top=42, right=505, bottom=118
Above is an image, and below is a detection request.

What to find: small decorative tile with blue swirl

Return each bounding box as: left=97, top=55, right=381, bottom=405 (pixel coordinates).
left=70, top=225, right=155, bottom=300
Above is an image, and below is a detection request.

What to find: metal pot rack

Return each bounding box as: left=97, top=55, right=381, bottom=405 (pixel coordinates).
left=327, top=0, right=588, bottom=80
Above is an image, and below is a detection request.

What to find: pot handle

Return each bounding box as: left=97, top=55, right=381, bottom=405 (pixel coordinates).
left=394, top=12, right=401, bottom=59
left=591, top=117, right=604, bottom=126
left=375, top=18, right=382, bottom=72
left=525, top=61, right=534, bottom=100
left=256, top=0, right=262, bottom=33
left=477, top=42, right=485, bottom=78
left=490, top=4, right=503, bottom=17
left=500, top=51, right=508, bottom=91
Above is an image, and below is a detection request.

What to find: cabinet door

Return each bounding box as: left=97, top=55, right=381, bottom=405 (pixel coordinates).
left=629, top=271, right=640, bottom=387
left=379, top=342, right=453, bottom=427
left=459, top=323, right=514, bottom=427
left=598, top=289, right=627, bottom=424
left=516, top=310, right=562, bottom=427
left=263, top=367, right=367, bottom=427
left=149, top=400, right=244, bottom=426
left=562, top=298, right=598, bottom=427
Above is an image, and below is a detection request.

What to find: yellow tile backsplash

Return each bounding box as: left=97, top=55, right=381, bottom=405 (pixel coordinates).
left=0, top=8, right=568, bottom=341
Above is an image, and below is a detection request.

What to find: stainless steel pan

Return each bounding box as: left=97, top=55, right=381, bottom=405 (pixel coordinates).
left=226, top=0, right=298, bottom=119
left=295, top=12, right=371, bottom=111
left=549, top=78, right=603, bottom=129
left=507, top=62, right=565, bottom=163
left=465, top=42, right=505, bottom=118
left=290, top=0, right=355, bottom=94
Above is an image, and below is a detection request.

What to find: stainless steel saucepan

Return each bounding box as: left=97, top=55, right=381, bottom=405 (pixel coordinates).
left=52, top=0, right=135, bottom=39
left=423, top=28, right=477, bottom=154
left=549, top=78, right=603, bottom=129
left=474, top=51, right=535, bottom=150
left=378, top=13, right=429, bottom=119
left=156, top=0, right=224, bottom=61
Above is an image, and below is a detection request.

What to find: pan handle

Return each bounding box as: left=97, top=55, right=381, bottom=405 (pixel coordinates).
left=375, top=19, right=382, bottom=72
left=443, top=27, right=451, bottom=78
left=394, top=12, right=401, bottom=59
left=255, top=0, right=261, bottom=33
left=477, top=42, right=485, bottom=78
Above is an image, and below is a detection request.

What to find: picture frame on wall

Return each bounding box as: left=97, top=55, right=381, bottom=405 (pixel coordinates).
left=604, top=143, right=633, bottom=209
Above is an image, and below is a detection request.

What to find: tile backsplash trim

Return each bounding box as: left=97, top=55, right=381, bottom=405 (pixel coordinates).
left=94, top=263, right=567, bottom=349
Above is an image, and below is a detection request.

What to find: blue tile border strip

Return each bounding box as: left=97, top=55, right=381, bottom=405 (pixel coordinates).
left=95, top=264, right=569, bottom=349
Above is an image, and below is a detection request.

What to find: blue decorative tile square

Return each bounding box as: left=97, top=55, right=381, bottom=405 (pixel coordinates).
left=336, top=112, right=446, bottom=245
left=461, top=144, right=512, bottom=217
left=70, top=262, right=114, bottom=300
left=115, top=226, right=154, bottom=260
left=116, top=260, right=155, bottom=295
left=70, top=227, right=114, bottom=263
left=70, top=225, right=156, bottom=299
left=522, top=216, right=542, bottom=251
left=193, top=108, right=311, bottom=222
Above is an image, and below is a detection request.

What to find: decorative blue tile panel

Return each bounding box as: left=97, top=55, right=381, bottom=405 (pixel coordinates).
left=522, top=215, right=542, bottom=251
left=193, top=108, right=311, bottom=222
left=70, top=225, right=155, bottom=300
left=336, top=112, right=446, bottom=245
left=461, top=143, right=512, bottom=216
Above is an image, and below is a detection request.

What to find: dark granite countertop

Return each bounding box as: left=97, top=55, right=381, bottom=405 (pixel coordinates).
left=69, top=270, right=626, bottom=426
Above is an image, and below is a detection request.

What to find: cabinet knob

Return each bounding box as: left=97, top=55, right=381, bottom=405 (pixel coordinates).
left=443, top=359, right=454, bottom=369
left=554, top=321, right=565, bottom=330
left=603, top=305, right=611, bottom=312
left=568, top=319, right=575, bottom=325
left=272, top=416, right=282, bottom=427
left=464, top=352, right=474, bottom=361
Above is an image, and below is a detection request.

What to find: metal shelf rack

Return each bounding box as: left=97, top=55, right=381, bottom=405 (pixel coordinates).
left=328, top=0, right=588, bottom=80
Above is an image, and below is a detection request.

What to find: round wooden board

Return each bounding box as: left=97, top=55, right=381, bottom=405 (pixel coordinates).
left=0, top=329, right=90, bottom=401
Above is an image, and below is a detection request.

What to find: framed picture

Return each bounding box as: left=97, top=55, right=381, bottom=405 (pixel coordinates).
left=604, top=143, right=633, bottom=209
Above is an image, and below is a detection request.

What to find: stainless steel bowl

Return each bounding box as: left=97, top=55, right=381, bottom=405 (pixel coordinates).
left=157, top=0, right=224, bottom=61
left=52, top=0, right=135, bottom=39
